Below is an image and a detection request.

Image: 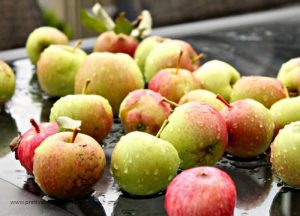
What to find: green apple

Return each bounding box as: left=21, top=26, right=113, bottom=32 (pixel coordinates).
left=271, top=121, right=300, bottom=188
left=0, top=61, right=15, bottom=105
left=37, top=44, right=87, bottom=97
left=230, top=76, right=288, bottom=108
left=194, top=60, right=240, bottom=101
left=110, top=131, right=180, bottom=196
left=74, top=52, right=144, bottom=116
left=277, top=58, right=300, bottom=96
left=26, top=26, right=69, bottom=65
left=179, top=89, right=225, bottom=111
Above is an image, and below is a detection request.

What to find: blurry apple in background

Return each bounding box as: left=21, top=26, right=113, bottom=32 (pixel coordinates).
left=25, top=26, right=69, bottom=65
left=230, top=76, right=288, bottom=108
left=119, top=89, right=172, bottom=135
left=0, top=61, right=15, bottom=106
left=194, top=60, right=240, bottom=101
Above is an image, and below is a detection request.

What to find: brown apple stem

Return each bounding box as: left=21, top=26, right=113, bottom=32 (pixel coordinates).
left=175, top=51, right=183, bottom=75
left=192, top=53, right=205, bottom=64
left=216, top=95, right=232, bottom=109
left=72, top=39, right=82, bottom=52
left=82, top=80, right=91, bottom=95
left=162, top=97, right=179, bottom=108
left=156, top=120, right=169, bottom=138
left=71, top=128, right=80, bottom=143
left=132, top=15, right=142, bottom=28
left=30, top=118, right=40, bottom=133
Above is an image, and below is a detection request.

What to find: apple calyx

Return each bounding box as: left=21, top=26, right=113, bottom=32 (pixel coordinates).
left=162, top=97, right=179, bottom=108
left=71, top=128, right=80, bottom=143
left=175, top=51, right=183, bottom=75
left=82, top=79, right=91, bottom=94
left=30, top=118, right=40, bottom=133
left=9, top=132, right=22, bottom=159
left=216, top=95, right=233, bottom=109
left=156, top=120, right=169, bottom=138
left=192, top=53, right=205, bottom=64
left=72, top=39, right=82, bottom=52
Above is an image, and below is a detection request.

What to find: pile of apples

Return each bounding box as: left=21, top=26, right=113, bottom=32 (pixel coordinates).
left=2, top=4, right=300, bottom=216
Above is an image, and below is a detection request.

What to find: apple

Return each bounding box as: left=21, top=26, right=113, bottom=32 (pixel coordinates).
left=37, top=43, right=87, bottom=96
left=165, top=166, right=236, bottom=216
left=230, top=76, right=288, bottom=108
left=0, top=61, right=15, bottom=105
left=144, top=40, right=200, bottom=82
left=179, top=89, right=225, bottom=111
left=219, top=98, right=274, bottom=158
left=110, top=131, right=180, bottom=196
left=270, top=96, right=300, bottom=135
left=159, top=102, right=228, bottom=169
left=26, top=26, right=69, bottom=65
left=194, top=60, right=240, bottom=101
left=9, top=119, right=58, bottom=175
left=94, top=31, right=138, bottom=57
left=271, top=121, right=300, bottom=188
left=119, top=89, right=172, bottom=135
left=74, top=52, right=144, bottom=116
left=33, top=129, right=106, bottom=199
left=277, top=57, right=300, bottom=96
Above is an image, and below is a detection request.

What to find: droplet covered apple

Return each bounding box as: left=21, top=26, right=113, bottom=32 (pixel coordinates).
left=0, top=61, right=15, bottom=105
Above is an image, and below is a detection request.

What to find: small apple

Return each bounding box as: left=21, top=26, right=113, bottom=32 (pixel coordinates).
left=230, top=76, right=288, bottom=108
left=159, top=102, right=228, bottom=169
left=74, top=52, right=144, bottom=116
left=37, top=42, right=87, bottom=97
left=26, top=26, right=69, bottom=65
left=179, top=89, right=225, bottom=111
left=165, top=166, right=236, bottom=216
left=9, top=119, right=59, bottom=175
left=194, top=60, right=240, bottom=101
left=33, top=129, right=106, bottom=199
left=110, top=131, right=180, bottom=196
left=0, top=61, right=15, bottom=105
left=119, top=89, right=172, bottom=135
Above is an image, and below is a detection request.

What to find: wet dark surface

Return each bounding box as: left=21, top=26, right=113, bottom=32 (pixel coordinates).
left=1, top=20, right=300, bottom=215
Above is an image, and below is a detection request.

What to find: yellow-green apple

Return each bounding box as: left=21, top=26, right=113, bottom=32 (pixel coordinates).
left=230, top=76, right=288, bottom=108
left=110, top=131, right=180, bottom=196
left=165, top=166, right=236, bottom=216
left=0, top=61, right=15, bottom=105
left=26, top=26, right=69, bottom=65
left=119, top=89, right=171, bottom=135
left=194, top=60, right=240, bottom=101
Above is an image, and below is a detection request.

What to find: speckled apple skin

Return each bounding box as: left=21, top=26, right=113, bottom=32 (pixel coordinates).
left=160, top=102, right=228, bottom=169
left=119, top=89, right=171, bottom=135
left=0, top=61, right=15, bottom=104
left=230, top=76, right=288, bottom=108
left=33, top=132, right=106, bottom=199
left=271, top=122, right=300, bottom=188
left=110, top=131, right=180, bottom=196
left=17, top=123, right=59, bottom=175
left=74, top=52, right=144, bottom=116
left=221, top=99, right=274, bottom=158
left=148, top=68, right=201, bottom=103
left=165, top=166, right=236, bottom=216
left=50, top=95, right=113, bottom=142
left=94, top=31, right=138, bottom=57
left=144, top=40, right=200, bottom=82
left=179, top=89, right=225, bottom=111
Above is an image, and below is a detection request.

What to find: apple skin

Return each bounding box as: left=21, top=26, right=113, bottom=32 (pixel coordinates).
left=271, top=121, right=300, bottom=188
left=26, top=26, right=69, bottom=65
left=110, top=131, right=180, bottom=196
left=270, top=96, right=300, bottom=135
left=148, top=68, right=201, bottom=103
left=179, top=89, right=225, bottom=111
left=220, top=99, right=274, bottom=158
left=160, top=102, right=228, bottom=169
left=277, top=57, right=300, bottom=96
left=194, top=60, right=240, bottom=101
left=119, top=89, right=172, bottom=135
left=0, top=61, right=15, bottom=105
left=49, top=94, right=113, bottom=142
left=33, top=132, right=106, bottom=199
left=165, top=166, right=236, bottom=216
left=144, top=40, right=199, bottom=82
left=37, top=45, right=87, bottom=97
left=94, top=31, right=138, bottom=57
left=74, top=52, right=144, bottom=116
left=230, top=76, right=288, bottom=108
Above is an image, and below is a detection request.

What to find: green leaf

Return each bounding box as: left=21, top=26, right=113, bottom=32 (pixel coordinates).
left=113, top=12, right=134, bottom=35
left=56, top=116, right=81, bottom=131
left=131, top=10, right=152, bottom=40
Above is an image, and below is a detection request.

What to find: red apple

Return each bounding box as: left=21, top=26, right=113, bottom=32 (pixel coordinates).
left=165, top=166, right=236, bottom=216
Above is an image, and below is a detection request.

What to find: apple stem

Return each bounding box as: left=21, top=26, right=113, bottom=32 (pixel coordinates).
left=216, top=95, right=232, bottom=109
left=192, top=53, right=205, bottom=64
left=156, top=120, right=169, bottom=138
left=71, top=128, right=80, bottom=143
left=162, top=97, right=179, bottom=108
left=175, top=51, right=183, bottom=75
left=72, top=39, right=82, bottom=52
left=82, top=80, right=91, bottom=95
left=30, top=118, right=40, bottom=133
